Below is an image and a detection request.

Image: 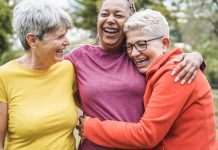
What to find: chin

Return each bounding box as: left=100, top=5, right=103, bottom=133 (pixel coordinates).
left=138, top=68, right=147, bottom=74
left=54, top=57, right=64, bottom=62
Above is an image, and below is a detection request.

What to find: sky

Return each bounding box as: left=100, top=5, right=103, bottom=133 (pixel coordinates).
left=54, top=0, right=72, bottom=9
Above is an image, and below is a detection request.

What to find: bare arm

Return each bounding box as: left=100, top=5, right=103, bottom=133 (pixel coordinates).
left=171, top=51, right=203, bottom=84
left=0, top=102, right=7, bottom=150
left=73, top=90, right=82, bottom=109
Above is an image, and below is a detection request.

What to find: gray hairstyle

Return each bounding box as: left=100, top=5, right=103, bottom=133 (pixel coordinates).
left=124, top=9, right=169, bottom=39
left=12, top=0, right=72, bottom=50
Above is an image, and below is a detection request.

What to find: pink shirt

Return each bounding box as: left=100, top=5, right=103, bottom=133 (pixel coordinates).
left=65, top=44, right=146, bottom=150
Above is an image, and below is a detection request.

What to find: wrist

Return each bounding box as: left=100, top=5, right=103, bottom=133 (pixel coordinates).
left=83, top=116, right=91, bottom=138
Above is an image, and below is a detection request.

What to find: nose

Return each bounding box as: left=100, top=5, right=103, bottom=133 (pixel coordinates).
left=107, top=15, right=115, bottom=24
left=131, top=46, right=140, bottom=57
left=63, top=37, right=70, bottom=46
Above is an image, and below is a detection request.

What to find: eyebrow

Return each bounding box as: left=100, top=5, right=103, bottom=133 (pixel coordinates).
left=100, top=9, right=126, bottom=14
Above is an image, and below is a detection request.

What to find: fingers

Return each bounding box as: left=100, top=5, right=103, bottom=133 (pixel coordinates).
left=172, top=53, right=185, bottom=62
left=171, top=61, right=187, bottom=76
left=188, top=70, right=198, bottom=84
left=179, top=64, right=196, bottom=84
left=77, top=115, right=86, bottom=144
left=174, top=63, right=191, bottom=84
left=174, top=63, right=198, bottom=84
left=80, top=136, right=86, bottom=144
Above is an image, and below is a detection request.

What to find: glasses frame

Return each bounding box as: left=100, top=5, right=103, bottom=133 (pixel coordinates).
left=125, top=36, right=164, bottom=54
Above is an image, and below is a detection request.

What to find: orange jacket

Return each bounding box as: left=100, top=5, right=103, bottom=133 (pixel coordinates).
left=84, top=48, right=217, bottom=150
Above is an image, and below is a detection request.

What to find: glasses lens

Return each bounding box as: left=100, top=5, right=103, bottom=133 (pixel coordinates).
left=135, top=41, right=147, bottom=51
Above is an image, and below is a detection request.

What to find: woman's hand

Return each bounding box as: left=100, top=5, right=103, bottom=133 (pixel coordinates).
left=76, top=114, right=90, bottom=144
left=171, top=51, right=203, bottom=84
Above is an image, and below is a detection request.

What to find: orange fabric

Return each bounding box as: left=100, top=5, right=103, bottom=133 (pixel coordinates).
left=84, top=48, right=218, bottom=150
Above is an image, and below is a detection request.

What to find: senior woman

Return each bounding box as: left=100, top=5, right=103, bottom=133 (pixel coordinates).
left=79, top=9, right=217, bottom=150
left=66, top=0, right=205, bottom=149
left=0, top=0, right=77, bottom=149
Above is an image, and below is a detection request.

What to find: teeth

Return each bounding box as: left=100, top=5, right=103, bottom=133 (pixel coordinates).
left=104, top=28, right=118, bottom=33
left=56, top=50, right=63, bottom=53
left=136, top=58, right=148, bottom=63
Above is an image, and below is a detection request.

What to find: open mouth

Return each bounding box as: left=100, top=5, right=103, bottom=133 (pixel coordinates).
left=135, top=57, right=149, bottom=67
left=103, top=27, right=119, bottom=37
left=56, top=50, right=64, bottom=54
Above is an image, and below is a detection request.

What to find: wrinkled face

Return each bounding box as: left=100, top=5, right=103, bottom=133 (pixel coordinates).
left=98, top=0, right=132, bottom=52
left=35, top=26, right=69, bottom=66
left=126, top=29, right=167, bottom=74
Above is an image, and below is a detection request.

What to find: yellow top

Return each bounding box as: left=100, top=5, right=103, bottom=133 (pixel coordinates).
left=0, top=60, right=78, bottom=150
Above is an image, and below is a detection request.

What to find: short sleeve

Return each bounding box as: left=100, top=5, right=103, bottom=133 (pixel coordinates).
left=0, top=78, right=7, bottom=103
left=64, top=47, right=81, bottom=65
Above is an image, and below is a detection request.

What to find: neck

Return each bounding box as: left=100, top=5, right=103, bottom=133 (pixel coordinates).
left=98, top=43, right=123, bottom=54
left=17, top=53, right=51, bottom=70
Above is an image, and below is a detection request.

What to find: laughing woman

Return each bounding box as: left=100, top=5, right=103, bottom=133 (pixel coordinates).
left=0, top=0, right=77, bottom=149
left=80, top=9, right=217, bottom=150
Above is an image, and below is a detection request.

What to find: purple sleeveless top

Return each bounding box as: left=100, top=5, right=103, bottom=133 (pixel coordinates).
left=65, top=45, right=146, bottom=150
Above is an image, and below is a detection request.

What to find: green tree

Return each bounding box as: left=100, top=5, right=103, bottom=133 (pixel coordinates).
left=69, top=0, right=100, bottom=37
left=175, top=0, right=218, bottom=86
left=0, top=0, right=13, bottom=55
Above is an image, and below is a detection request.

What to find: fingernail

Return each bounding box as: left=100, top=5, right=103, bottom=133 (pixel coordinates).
left=181, top=79, right=185, bottom=85
left=173, top=58, right=179, bottom=62
left=188, top=80, right=191, bottom=84
left=174, top=77, right=179, bottom=82
left=171, top=71, right=175, bottom=76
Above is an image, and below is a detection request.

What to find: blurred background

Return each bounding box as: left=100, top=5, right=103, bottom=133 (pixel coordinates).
left=0, top=0, right=218, bottom=141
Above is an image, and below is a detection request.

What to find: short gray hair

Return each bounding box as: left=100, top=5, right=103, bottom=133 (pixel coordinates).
left=12, top=0, right=72, bottom=50
left=124, top=9, right=169, bottom=39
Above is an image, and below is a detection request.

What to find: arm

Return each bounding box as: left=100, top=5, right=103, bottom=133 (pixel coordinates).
left=83, top=71, right=195, bottom=149
left=73, top=90, right=82, bottom=109
left=171, top=51, right=204, bottom=84
left=0, top=102, right=7, bottom=150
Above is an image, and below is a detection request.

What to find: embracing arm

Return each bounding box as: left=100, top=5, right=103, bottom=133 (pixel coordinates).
left=83, top=71, right=195, bottom=149
left=172, top=51, right=204, bottom=84
left=0, top=102, right=7, bottom=150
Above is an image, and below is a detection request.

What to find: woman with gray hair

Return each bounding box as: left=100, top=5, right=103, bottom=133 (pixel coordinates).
left=79, top=9, right=217, bottom=150
left=0, top=0, right=78, bottom=149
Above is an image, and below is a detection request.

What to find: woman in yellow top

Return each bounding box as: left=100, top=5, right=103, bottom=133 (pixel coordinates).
left=0, top=0, right=77, bottom=149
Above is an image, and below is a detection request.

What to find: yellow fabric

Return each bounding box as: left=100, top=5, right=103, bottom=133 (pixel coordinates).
left=0, top=60, right=78, bottom=150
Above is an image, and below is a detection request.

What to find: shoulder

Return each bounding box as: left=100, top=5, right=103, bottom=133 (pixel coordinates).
left=0, top=60, right=16, bottom=75
left=55, top=60, right=74, bottom=71
left=65, top=44, right=96, bottom=63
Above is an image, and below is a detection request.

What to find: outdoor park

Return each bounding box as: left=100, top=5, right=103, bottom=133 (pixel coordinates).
left=0, top=0, right=218, bottom=148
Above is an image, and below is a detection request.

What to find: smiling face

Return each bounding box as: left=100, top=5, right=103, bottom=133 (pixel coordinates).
left=35, top=26, right=69, bottom=66
left=126, top=29, right=169, bottom=74
left=97, top=0, right=132, bottom=52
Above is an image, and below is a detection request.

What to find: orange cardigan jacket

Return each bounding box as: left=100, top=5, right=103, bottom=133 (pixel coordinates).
left=84, top=48, right=218, bottom=150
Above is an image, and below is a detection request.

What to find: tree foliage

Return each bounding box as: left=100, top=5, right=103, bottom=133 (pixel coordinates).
left=174, top=0, right=218, bottom=86
left=0, top=0, right=13, bottom=55
left=69, top=0, right=100, bottom=37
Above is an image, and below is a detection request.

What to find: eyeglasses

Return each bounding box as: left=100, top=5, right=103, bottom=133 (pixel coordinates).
left=125, top=36, right=163, bottom=54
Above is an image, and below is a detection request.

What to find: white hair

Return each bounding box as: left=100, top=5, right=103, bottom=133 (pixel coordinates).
left=12, top=0, right=72, bottom=50
left=124, top=9, right=169, bottom=39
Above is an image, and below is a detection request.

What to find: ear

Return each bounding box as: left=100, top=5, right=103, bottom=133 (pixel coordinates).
left=26, top=33, right=37, bottom=48
left=161, top=36, right=170, bottom=53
